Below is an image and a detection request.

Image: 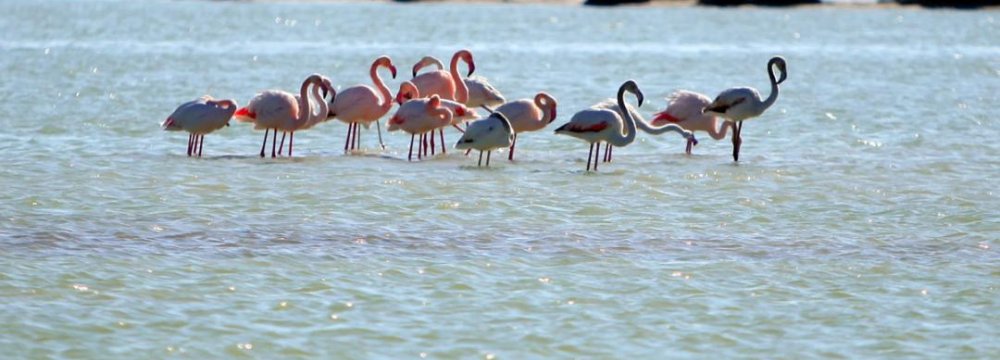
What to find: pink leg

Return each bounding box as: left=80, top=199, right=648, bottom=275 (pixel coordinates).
left=422, top=133, right=429, bottom=158
left=260, top=128, right=269, bottom=158
left=733, top=121, right=743, bottom=162
left=197, top=134, right=204, bottom=157
left=606, top=144, right=613, bottom=163
left=508, top=133, right=517, bottom=161
left=187, top=133, right=193, bottom=157
left=288, top=132, right=294, bottom=157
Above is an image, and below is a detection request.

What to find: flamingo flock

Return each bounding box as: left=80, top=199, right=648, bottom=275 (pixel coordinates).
left=164, top=51, right=786, bottom=170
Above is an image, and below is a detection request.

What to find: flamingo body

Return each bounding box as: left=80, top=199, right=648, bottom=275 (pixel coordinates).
left=163, top=96, right=237, bottom=157
left=455, top=113, right=514, bottom=167
left=704, top=56, right=787, bottom=161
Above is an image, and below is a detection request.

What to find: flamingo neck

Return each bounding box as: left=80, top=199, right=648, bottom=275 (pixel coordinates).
left=372, top=63, right=393, bottom=115
left=609, top=86, right=637, bottom=147
left=297, top=79, right=313, bottom=123
left=708, top=120, right=732, bottom=140
left=450, top=54, right=469, bottom=104
left=760, top=64, right=781, bottom=112
left=535, top=93, right=556, bottom=124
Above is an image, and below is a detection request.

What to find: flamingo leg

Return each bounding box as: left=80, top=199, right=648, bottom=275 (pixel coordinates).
left=486, top=151, right=491, bottom=167
left=464, top=123, right=472, bottom=156
left=271, top=128, right=277, bottom=158
left=478, top=150, right=483, bottom=167
left=278, top=132, right=287, bottom=156
left=430, top=129, right=436, bottom=156
left=376, top=120, right=386, bottom=150
left=608, top=144, right=613, bottom=162
left=288, top=132, right=294, bottom=157
left=187, top=133, right=193, bottom=157
left=439, top=129, right=446, bottom=154
left=508, top=133, right=518, bottom=161
left=344, top=123, right=353, bottom=153
left=259, top=129, right=269, bottom=158
left=353, top=121, right=361, bottom=150
left=408, top=134, right=415, bottom=161
left=594, top=142, right=601, bottom=171
left=421, top=133, right=428, bottom=159
left=586, top=143, right=594, bottom=172
left=197, top=134, right=204, bottom=157
left=732, top=121, right=743, bottom=162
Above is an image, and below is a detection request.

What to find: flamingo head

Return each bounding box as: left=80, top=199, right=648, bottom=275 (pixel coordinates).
left=535, top=93, right=557, bottom=123
left=412, top=56, right=442, bottom=77
left=769, top=56, right=788, bottom=85
left=234, top=107, right=256, bottom=121
left=395, top=81, right=418, bottom=105
left=455, top=49, right=475, bottom=76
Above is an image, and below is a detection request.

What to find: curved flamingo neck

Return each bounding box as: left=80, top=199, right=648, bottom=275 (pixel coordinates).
left=708, top=120, right=732, bottom=140
left=396, top=81, right=419, bottom=105
left=450, top=53, right=469, bottom=104
left=413, top=56, right=444, bottom=76
left=297, top=78, right=313, bottom=123
left=535, top=93, right=556, bottom=124
left=371, top=63, right=393, bottom=115
left=609, top=85, right=637, bottom=147
left=760, top=63, right=781, bottom=112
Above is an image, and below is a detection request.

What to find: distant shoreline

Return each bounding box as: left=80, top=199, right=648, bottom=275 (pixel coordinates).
left=219, top=0, right=999, bottom=9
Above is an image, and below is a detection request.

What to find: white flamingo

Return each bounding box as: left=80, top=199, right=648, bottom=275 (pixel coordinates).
left=234, top=74, right=332, bottom=157
left=162, top=96, right=238, bottom=157
left=593, top=97, right=697, bottom=162
left=455, top=112, right=514, bottom=167
left=554, top=80, right=642, bottom=172
left=494, top=92, right=557, bottom=161
left=704, top=56, right=787, bottom=161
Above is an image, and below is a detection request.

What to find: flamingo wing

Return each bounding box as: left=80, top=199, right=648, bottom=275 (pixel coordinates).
left=495, top=100, right=541, bottom=131
left=653, top=90, right=714, bottom=125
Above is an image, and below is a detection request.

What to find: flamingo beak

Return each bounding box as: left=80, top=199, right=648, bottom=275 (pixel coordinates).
left=467, top=61, right=476, bottom=77
left=549, top=108, right=557, bottom=123
left=390, top=65, right=398, bottom=79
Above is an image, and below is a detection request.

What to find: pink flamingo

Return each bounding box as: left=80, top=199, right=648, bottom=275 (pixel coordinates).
left=554, top=80, right=642, bottom=172
left=410, top=50, right=475, bottom=152
left=703, top=56, right=787, bottom=162
left=412, top=55, right=504, bottom=111
left=234, top=74, right=332, bottom=158
left=592, top=97, right=697, bottom=162
left=650, top=90, right=729, bottom=154
left=162, top=96, right=238, bottom=157
left=494, top=92, right=557, bottom=161
left=395, top=80, right=480, bottom=155
left=327, top=56, right=396, bottom=153
left=386, top=95, right=453, bottom=161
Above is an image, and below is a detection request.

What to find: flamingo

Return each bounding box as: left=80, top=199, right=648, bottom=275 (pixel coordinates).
left=593, top=97, right=697, bottom=162
left=234, top=74, right=332, bottom=158
left=455, top=112, right=514, bottom=167
left=703, top=56, right=787, bottom=162
left=395, top=80, right=479, bottom=155
left=162, top=96, right=238, bottom=157
left=410, top=50, right=475, bottom=152
left=554, top=80, right=642, bottom=172
left=494, top=92, right=557, bottom=161
left=386, top=95, right=453, bottom=161
left=327, top=55, right=397, bottom=152
left=651, top=90, right=729, bottom=154
left=411, top=56, right=505, bottom=111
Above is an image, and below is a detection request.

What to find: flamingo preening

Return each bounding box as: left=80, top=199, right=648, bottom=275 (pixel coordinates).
left=554, top=80, right=642, bottom=172
left=651, top=90, right=728, bottom=154
left=395, top=80, right=480, bottom=155
left=411, top=55, right=505, bottom=111
left=386, top=95, right=453, bottom=161
left=593, top=97, right=697, bottom=162
left=162, top=96, right=238, bottom=157
left=703, top=56, right=787, bottom=162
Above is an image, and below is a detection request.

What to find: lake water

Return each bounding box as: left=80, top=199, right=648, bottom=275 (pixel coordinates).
left=1, top=0, right=998, bottom=358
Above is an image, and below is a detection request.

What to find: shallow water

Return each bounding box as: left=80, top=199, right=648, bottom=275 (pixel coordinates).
left=1, top=0, right=998, bottom=358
